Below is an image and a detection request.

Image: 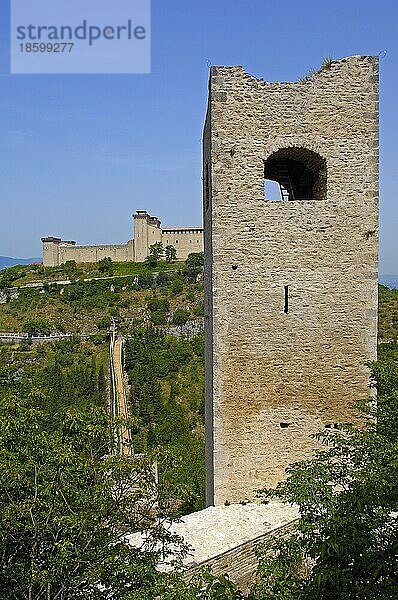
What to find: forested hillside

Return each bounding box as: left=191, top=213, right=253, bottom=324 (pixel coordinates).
left=0, top=337, right=107, bottom=421
left=0, top=257, right=203, bottom=335
left=0, top=253, right=206, bottom=514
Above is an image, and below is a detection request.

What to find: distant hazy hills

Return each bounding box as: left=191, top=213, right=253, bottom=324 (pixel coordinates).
left=380, top=275, right=398, bottom=290
left=0, top=256, right=41, bottom=270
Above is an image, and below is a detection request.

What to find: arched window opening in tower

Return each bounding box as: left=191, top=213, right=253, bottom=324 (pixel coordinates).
left=264, top=147, right=327, bottom=201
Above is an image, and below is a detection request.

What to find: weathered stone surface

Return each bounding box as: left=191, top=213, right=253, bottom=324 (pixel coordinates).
left=203, top=56, right=379, bottom=505
left=128, top=502, right=298, bottom=592
left=169, top=502, right=298, bottom=566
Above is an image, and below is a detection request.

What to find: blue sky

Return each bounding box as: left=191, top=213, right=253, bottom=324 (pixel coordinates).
left=0, top=0, right=397, bottom=274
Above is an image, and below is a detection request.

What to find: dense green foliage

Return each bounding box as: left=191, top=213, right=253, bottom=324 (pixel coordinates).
left=172, top=308, right=190, bottom=326
left=185, top=252, right=204, bottom=269
left=0, top=257, right=203, bottom=335
left=22, top=317, right=53, bottom=335
left=0, top=339, right=107, bottom=419
left=0, top=397, right=169, bottom=599
left=98, top=256, right=114, bottom=274
left=0, top=258, right=182, bottom=289
left=124, top=327, right=205, bottom=515
left=0, top=332, right=230, bottom=599
left=145, top=242, right=165, bottom=268
left=165, top=245, right=177, bottom=263
left=378, top=285, right=398, bottom=341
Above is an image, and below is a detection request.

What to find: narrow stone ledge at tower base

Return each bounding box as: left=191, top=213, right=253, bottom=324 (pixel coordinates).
left=127, top=502, right=299, bottom=593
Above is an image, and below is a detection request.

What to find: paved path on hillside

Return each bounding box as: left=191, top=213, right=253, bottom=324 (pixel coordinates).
left=0, top=332, right=89, bottom=342
left=109, top=330, right=132, bottom=456
left=13, top=267, right=178, bottom=290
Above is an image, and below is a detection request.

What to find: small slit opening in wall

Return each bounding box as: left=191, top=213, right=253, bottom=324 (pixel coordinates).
left=284, top=285, right=289, bottom=313
left=280, top=422, right=290, bottom=428
left=232, top=265, right=238, bottom=270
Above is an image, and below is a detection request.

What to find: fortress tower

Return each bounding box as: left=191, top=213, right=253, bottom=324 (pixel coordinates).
left=203, top=56, right=379, bottom=506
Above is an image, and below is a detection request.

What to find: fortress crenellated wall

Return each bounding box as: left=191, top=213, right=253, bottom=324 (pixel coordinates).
left=41, top=210, right=203, bottom=266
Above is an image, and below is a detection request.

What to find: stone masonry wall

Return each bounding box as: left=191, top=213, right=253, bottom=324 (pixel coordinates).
left=203, top=56, right=379, bottom=505
left=59, top=241, right=133, bottom=264
left=161, top=229, right=204, bottom=260
left=42, top=240, right=61, bottom=267
left=186, top=520, right=297, bottom=593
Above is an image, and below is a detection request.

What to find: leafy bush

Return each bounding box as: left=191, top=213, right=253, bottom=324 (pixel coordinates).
left=22, top=318, right=53, bottom=335
left=156, top=271, right=171, bottom=286
left=150, top=310, right=167, bottom=326
left=18, top=338, right=33, bottom=352
left=147, top=297, right=170, bottom=313
left=192, top=302, right=204, bottom=317
left=98, top=256, right=113, bottom=274
left=136, top=273, right=154, bottom=289
left=61, top=260, right=78, bottom=278
left=182, top=266, right=201, bottom=283
left=185, top=252, right=204, bottom=268
left=145, top=242, right=164, bottom=268
left=172, top=309, right=190, bottom=326
left=147, top=296, right=170, bottom=326
left=171, top=278, right=183, bottom=296
left=97, top=315, right=111, bottom=330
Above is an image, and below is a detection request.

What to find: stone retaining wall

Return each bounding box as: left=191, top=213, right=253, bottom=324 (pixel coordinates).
left=185, top=519, right=298, bottom=592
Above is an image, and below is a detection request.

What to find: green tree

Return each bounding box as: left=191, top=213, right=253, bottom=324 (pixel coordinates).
left=171, top=278, right=184, bottom=296
left=185, top=252, right=204, bottom=268
left=98, top=256, right=113, bottom=275
left=147, top=296, right=170, bottom=326
left=145, top=242, right=164, bottom=268
left=165, top=245, right=177, bottom=263
left=251, top=357, right=398, bottom=600
left=136, top=273, right=154, bottom=289
left=62, top=260, right=78, bottom=278
left=156, top=271, right=171, bottom=287
left=147, top=297, right=170, bottom=314
left=0, top=397, right=185, bottom=600
left=182, top=254, right=203, bottom=284
left=97, top=315, right=111, bottom=330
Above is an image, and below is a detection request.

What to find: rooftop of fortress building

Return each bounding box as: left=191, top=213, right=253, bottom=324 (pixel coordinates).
left=41, top=236, right=62, bottom=243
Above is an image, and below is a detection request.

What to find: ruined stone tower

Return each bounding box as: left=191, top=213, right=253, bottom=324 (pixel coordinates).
left=203, top=56, right=379, bottom=506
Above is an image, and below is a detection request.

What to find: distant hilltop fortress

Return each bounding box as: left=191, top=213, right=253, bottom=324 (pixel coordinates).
left=42, top=210, right=204, bottom=267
